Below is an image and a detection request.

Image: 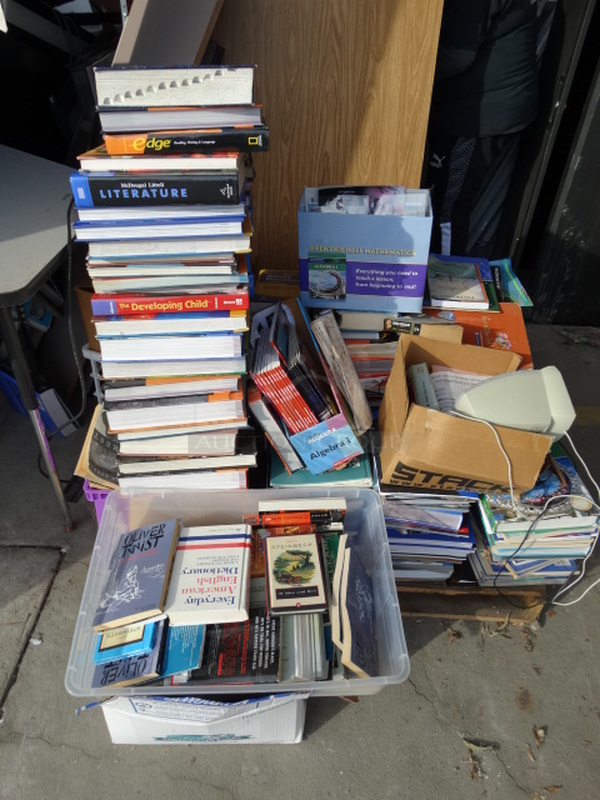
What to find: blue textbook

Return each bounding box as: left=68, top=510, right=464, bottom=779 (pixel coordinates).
left=93, top=615, right=166, bottom=665
left=91, top=617, right=167, bottom=689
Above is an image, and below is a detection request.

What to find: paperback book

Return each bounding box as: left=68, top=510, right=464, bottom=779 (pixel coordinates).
left=264, top=532, right=328, bottom=615
left=339, top=547, right=379, bottom=679
left=93, top=614, right=166, bottom=665
left=425, top=254, right=489, bottom=311
left=161, top=623, right=206, bottom=681
left=92, top=518, right=182, bottom=631
left=91, top=616, right=167, bottom=689
left=164, top=524, right=252, bottom=625
left=190, top=610, right=282, bottom=685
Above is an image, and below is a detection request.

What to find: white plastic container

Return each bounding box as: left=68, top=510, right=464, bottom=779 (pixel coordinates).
left=65, top=487, right=409, bottom=698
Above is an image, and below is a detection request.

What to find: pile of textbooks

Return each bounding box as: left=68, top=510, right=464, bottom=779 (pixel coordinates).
left=88, top=496, right=379, bottom=690
left=71, top=64, right=270, bottom=491
left=381, top=490, right=477, bottom=582
left=468, top=447, right=599, bottom=587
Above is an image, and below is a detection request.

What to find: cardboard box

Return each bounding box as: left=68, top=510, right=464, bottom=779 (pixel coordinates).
left=377, top=335, right=552, bottom=493
left=100, top=693, right=308, bottom=745
left=298, top=187, right=432, bottom=313
left=75, top=285, right=100, bottom=352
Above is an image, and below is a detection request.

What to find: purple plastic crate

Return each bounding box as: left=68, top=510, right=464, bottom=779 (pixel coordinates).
left=82, top=479, right=111, bottom=524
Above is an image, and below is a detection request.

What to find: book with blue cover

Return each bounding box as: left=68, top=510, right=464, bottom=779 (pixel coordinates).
left=92, top=517, right=182, bottom=632
left=161, top=624, right=206, bottom=680
left=70, top=170, right=245, bottom=208
left=298, top=186, right=432, bottom=313
left=340, top=548, right=378, bottom=679
left=269, top=449, right=373, bottom=488
left=91, top=616, right=167, bottom=689
left=93, top=614, right=166, bottom=665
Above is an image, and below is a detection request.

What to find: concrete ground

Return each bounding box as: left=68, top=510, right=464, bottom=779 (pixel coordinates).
left=0, top=323, right=599, bottom=800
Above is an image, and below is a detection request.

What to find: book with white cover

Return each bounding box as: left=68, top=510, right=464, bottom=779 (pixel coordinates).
left=100, top=356, right=247, bottom=380
left=103, top=376, right=241, bottom=403
left=94, top=65, right=255, bottom=108
left=104, top=391, right=245, bottom=432
left=95, top=314, right=247, bottom=338
left=257, top=497, right=347, bottom=514
left=77, top=146, right=245, bottom=173
left=118, top=428, right=238, bottom=458
left=98, top=333, right=243, bottom=362
left=164, top=524, right=252, bottom=625
left=115, top=419, right=243, bottom=442
left=118, top=469, right=248, bottom=492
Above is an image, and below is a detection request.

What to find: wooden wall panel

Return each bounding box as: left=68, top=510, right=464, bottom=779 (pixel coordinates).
left=212, top=0, right=443, bottom=273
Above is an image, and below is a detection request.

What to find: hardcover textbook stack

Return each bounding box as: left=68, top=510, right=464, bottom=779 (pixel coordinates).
left=469, top=448, right=599, bottom=587
left=71, top=65, right=271, bottom=491
left=381, top=490, right=477, bottom=582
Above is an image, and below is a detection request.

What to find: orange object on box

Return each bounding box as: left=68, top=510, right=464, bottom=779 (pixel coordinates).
left=424, top=302, right=533, bottom=369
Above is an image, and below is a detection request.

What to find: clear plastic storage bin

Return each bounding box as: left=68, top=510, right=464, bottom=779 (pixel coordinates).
left=65, top=487, right=409, bottom=697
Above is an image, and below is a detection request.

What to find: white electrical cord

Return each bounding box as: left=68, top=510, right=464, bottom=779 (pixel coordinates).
left=549, top=431, right=600, bottom=607
left=450, top=413, right=600, bottom=606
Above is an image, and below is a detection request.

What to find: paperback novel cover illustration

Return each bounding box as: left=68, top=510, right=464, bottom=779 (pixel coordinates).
left=92, top=518, right=182, bottom=631
left=264, top=533, right=328, bottom=615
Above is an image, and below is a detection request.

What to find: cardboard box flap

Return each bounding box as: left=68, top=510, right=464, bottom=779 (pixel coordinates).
left=400, top=333, right=522, bottom=374
left=380, top=405, right=551, bottom=493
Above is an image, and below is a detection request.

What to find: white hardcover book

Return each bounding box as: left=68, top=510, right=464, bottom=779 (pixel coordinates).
left=118, top=469, right=248, bottom=492
left=94, top=65, right=255, bottom=108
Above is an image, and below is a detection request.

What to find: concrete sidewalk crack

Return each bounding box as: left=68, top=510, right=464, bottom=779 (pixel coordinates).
left=493, top=751, right=530, bottom=795
left=408, top=677, right=462, bottom=731
left=0, top=548, right=66, bottom=713
left=409, top=679, right=532, bottom=794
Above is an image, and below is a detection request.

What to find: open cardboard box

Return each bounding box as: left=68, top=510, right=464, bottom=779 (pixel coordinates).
left=377, top=334, right=552, bottom=493
left=100, top=693, right=309, bottom=745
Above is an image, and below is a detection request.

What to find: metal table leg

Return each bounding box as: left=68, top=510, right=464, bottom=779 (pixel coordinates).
left=0, top=305, right=74, bottom=531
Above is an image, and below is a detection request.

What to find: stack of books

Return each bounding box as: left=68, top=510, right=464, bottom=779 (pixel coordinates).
left=468, top=448, right=599, bottom=587
left=381, top=490, right=477, bottom=582
left=72, top=64, right=271, bottom=490
left=88, top=496, right=379, bottom=690
left=333, top=315, right=460, bottom=414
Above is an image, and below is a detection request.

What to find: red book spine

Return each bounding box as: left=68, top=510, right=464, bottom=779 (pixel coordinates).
left=91, top=291, right=249, bottom=316
left=255, top=366, right=318, bottom=434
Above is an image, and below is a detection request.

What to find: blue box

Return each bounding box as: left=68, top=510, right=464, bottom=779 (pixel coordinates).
left=298, top=186, right=432, bottom=313
left=0, top=370, right=58, bottom=435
